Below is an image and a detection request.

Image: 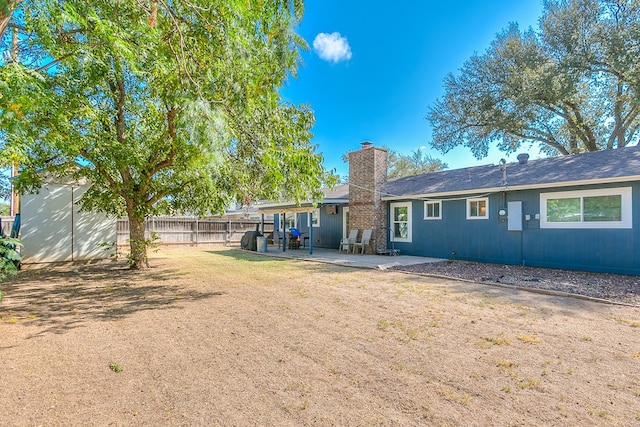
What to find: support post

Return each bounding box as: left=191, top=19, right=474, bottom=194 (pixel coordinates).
left=282, top=212, right=286, bottom=252
left=309, top=211, right=313, bottom=255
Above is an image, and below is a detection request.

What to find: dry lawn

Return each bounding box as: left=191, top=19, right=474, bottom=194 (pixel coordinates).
left=1, top=247, right=640, bottom=426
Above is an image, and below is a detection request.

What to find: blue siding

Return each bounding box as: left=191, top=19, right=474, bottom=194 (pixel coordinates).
left=393, top=182, right=640, bottom=275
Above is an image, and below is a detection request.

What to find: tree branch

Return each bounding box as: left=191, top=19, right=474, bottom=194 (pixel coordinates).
left=514, top=129, right=570, bottom=155
left=0, top=0, right=23, bottom=40
left=77, top=148, right=124, bottom=198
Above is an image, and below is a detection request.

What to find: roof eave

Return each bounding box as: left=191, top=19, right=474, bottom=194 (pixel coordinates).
left=255, top=198, right=348, bottom=214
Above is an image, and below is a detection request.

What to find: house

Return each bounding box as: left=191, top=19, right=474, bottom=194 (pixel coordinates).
left=255, top=143, right=388, bottom=252
left=259, top=142, right=640, bottom=275
left=384, top=146, right=640, bottom=275
left=256, top=183, right=349, bottom=250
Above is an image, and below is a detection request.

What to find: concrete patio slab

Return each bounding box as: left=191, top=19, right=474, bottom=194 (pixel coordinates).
left=252, top=246, right=445, bottom=270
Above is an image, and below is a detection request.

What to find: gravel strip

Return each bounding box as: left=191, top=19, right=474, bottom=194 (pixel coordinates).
left=393, top=261, right=640, bottom=306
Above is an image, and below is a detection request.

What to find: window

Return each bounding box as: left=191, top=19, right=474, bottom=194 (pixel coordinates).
left=467, top=197, right=488, bottom=219
left=424, top=201, right=441, bottom=220
left=307, top=208, right=320, bottom=227
left=279, top=212, right=296, bottom=230
left=390, top=202, right=412, bottom=242
left=540, top=187, right=632, bottom=229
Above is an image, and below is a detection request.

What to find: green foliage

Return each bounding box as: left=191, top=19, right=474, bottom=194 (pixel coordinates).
left=1, top=1, right=337, bottom=268
left=0, top=235, right=21, bottom=280
left=387, top=148, right=447, bottom=179
left=0, top=168, right=11, bottom=201
left=109, top=362, right=124, bottom=373
left=341, top=146, right=447, bottom=180
left=428, top=0, right=640, bottom=158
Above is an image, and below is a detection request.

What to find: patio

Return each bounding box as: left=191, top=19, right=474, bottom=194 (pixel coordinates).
left=254, top=245, right=445, bottom=270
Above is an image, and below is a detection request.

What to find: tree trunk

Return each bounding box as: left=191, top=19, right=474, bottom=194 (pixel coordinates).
left=0, top=0, right=21, bottom=40
left=128, top=214, right=148, bottom=269
left=0, top=12, right=11, bottom=40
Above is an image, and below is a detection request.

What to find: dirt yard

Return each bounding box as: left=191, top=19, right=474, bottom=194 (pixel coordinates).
left=1, top=247, right=639, bottom=426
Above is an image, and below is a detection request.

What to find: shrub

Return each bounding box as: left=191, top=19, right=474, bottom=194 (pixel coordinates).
left=0, top=236, right=22, bottom=280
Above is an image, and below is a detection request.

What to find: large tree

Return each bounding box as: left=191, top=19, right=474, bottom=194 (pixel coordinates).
left=387, top=148, right=447, bottom=179
left=428, top=0, right=640, bottom=159
left=341, top=147, right=446, bottom=181
left=0, top=0, right=336, bottom=268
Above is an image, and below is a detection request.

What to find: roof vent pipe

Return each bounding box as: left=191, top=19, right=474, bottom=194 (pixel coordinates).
left=360, top=141, right=373, bottom=149
left=500, top=158, right=507, bottom=186
left=517, top=153, right=530, bottom=165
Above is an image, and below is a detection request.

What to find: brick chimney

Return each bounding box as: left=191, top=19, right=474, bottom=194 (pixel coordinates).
left=348, top=142, right=388, bottom=252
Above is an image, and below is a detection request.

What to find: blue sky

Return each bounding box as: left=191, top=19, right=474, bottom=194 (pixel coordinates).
left=280, top=0, right=546, bottom=178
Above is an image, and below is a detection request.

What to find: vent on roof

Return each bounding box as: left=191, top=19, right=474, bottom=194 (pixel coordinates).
left=360, top=141, right=373, bottom=149
left=517, top=153, right=530, bottom=164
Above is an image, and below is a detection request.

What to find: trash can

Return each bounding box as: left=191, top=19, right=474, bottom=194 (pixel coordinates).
left=256, top=236, right=267, bottom=253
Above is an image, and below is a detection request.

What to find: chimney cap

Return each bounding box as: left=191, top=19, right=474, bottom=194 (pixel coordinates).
left=360, top=141, right=373, bottom=149
left=517, top=153, right=530, bottom=164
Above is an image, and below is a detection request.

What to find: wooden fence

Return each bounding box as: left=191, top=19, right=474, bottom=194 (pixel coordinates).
left=1, top=215, right=273, bottom=246
left=117, top=217, right=274, bottom=247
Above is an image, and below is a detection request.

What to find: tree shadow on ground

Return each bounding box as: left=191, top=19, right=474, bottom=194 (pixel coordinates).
left=206, top=249, right=291, bottom=263
left=207, top=249, right=354, bottom=275
left=1, top=260, right=224, bottom=339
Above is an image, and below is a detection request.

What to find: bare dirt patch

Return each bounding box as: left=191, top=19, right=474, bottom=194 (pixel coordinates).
left=393, top=260, right=640, bottom=307
left=2, top=247, right=640, bottom=426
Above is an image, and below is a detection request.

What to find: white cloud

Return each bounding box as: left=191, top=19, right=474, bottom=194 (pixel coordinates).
left=313, top=32, right=352, bottom=63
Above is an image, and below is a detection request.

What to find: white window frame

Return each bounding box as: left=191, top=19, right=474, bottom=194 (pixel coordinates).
left=540, top=187, right=632, bottom=229
left=390, top=202, right=412, bottom=243
left=467, top=197, right=489, bottom=220
left=279, top=212, right=297, bottom=230
left=307, top=208, right=320, bottom=228
left=423, top=200, right=442, bottom=220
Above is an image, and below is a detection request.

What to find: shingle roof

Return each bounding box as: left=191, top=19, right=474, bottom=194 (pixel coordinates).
left=322, top=183, right=349, bottom=200
left=384, top=145, right=640, bottom=199
left=254, top=183, right=349, bottom=213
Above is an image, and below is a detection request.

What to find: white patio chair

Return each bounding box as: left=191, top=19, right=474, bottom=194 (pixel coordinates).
left=339, top=229, right=359, bottom=253
left=352, top=229, right=373, bottom=254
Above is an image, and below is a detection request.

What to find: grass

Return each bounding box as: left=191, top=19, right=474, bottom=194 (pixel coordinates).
left=438, top=386, right=471, bottom=405
left=517, top=333, right=542, bottom=344
left=587, top=407, right=608, bottom=418
left=518, top=378, right=540, bottom=390
left=4, top=247, right=640, bottom=426
left=377, top=319, right=390, bottom=330
left=109, top=362, right=124, bottom=373
left=477, top=334, right=511, bottom=348
left=496, top=359, right=519, bottom=376
left=377, top=319, right=420, bottom=342
left=607, top=315, right=640, bottom=327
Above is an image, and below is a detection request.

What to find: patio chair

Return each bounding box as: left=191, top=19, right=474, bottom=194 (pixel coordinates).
left=339, top=229, right=359, bottom=253
left=273, top=229, right=284, bottom=248
left=352, top=229, right=373, bottom=254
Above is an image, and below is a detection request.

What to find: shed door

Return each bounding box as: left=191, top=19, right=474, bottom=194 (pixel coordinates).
left=21, top=184, right=73, bottom=262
